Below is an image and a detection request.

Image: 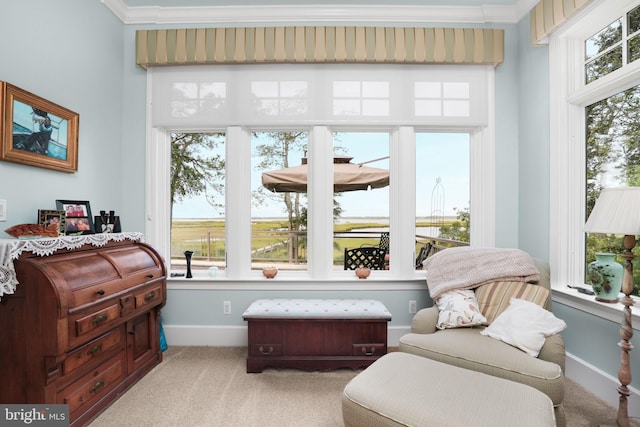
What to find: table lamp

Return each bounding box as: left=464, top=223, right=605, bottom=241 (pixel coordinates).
left=584, top=186, right=640, bottom=427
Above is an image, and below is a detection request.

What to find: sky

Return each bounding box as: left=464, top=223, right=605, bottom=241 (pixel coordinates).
left=172, top=132, right=469, bottom=219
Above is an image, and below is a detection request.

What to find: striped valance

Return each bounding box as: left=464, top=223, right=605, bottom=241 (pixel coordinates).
left=136, top=26, right=504, bottom=68
left=530, top=0, right=593, bottom=44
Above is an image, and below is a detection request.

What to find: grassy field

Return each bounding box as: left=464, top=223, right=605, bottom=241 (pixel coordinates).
left=171, top=218, right=451, bottom=267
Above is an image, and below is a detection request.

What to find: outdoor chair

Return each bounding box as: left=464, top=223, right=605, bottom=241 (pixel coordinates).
left=415, top=242, right=434, bottom=269
left=343, top=232, right=389, bottom=270
left=344, top=247, right=387, bottom=270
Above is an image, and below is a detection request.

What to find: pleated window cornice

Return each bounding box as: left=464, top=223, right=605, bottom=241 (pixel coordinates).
left=136, top=26, right=504, bottom=69
left=530, top=0, right=594, bottom=45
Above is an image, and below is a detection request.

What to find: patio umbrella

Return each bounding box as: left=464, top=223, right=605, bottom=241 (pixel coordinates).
left=262, top=155, right=389, bottom=193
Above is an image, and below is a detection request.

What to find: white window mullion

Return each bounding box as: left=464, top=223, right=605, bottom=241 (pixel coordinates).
left=469, top=126, right=494, bottom=248
left=145, top=127, right=171, bottom=262
left=225, top=126, right=252, bottom=278
left=308, top=126, right=334, bottom=278
left=391, top=127, right=417, bottom=277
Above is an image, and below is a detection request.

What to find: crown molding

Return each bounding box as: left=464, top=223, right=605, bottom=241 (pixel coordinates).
left=101, top=0, right=532, bottom=25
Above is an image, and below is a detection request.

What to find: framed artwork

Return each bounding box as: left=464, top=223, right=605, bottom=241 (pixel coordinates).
left=55, top=200, right=94, bottom=234
left=38, top=209, right=66, bottom=236
left=1, top=82, right=79, bottom=173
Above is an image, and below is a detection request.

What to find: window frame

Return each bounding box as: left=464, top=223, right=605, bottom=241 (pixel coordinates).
left=144, top=66, right=496, bottom=283
left=549, top=0, right=640, bottom=324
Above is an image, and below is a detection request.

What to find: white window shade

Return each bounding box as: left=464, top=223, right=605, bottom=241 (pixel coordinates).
left=150, top=64, right=489, bottom=128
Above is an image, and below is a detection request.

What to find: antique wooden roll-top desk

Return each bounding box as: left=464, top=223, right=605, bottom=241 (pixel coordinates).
left=0, top=233, right=167, bottom=427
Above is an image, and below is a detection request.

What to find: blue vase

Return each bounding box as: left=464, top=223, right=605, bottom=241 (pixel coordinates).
left=587, top=252, right=623, bottom=303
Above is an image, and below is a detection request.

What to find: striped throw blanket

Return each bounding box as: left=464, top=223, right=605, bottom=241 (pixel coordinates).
left=424, top=247, right=540, bottom=299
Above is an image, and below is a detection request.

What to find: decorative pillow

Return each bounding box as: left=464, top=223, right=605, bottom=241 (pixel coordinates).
left=435, top=289, right=487, bottom=330
left=480, top=298, right=567, bottom=357
left=475, top=281, right=550, bottom=324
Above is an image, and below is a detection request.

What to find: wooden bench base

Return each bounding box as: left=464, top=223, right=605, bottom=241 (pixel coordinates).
left=243, top=299, right=392, bottom=373
left=246, top=318, right=389, bottom=373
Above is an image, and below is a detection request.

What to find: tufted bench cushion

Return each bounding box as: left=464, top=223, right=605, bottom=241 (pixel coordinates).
left=342, top=351, right=556, bottom=427
left=242, top=298, right=392, bottom=319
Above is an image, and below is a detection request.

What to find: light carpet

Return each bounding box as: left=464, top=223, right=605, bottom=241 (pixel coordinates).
left=89, top=346, right=638, bottom=427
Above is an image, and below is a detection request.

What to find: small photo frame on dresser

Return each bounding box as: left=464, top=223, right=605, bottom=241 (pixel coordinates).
left=38, top=209, right=66, bottom=236
left=55, top=200, right=94, bottom=234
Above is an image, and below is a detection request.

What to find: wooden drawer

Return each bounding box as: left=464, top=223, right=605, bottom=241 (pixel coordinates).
left=352, top=343, right=386, bottom=357
left=73, top=304, right=121, bottom=338
left=70, top=278, right=134, bottom=309
left=60, top=353, right=126, bottom=417
left=134, top=284, right=163, bottom=309
left=63, top=327, right=125, bottom=378
left=249, top=343, right=283, bottom=357
left=70, top=275, right=162, bottom=310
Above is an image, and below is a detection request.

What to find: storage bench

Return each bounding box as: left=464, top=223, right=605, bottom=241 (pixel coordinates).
left=342, top=352, right=556, bottom=427
left=242, top=299, right=392, bottom=373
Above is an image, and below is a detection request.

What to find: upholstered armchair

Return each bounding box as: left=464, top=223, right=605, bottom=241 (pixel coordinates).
left=399, top=254, right=567, bottom=427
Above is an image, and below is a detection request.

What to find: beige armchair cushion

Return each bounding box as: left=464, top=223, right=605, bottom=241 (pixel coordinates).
left=399, top=328, right=564, bottom=405
left=475, top=281, right=550, bottom=323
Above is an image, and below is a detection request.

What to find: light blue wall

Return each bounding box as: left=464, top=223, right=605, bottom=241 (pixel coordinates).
left=3, top=0, right=635, bottom=391
left=554, top=302, right=640, bottom=389
left=494, top=24, right=521, bottom=250
left=0, top=1, right=126, bottom=228
left=516, top=14, right=550, bottom=261
left=163, top=288, right=431, bottom=328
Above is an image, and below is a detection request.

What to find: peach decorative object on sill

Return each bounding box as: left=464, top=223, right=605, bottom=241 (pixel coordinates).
left=355, top=267, right=371, bottom=279
left=262, top=266, right=278, bottom=279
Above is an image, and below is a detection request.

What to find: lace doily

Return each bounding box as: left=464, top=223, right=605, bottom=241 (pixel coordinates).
left=0, top=232, right=143, bottom=300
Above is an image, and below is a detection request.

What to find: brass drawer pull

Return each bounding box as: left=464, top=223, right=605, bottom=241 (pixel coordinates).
left=361, top=346, right=376, bottom=356
left=258, top=346, right=274, bottom=355
left=86, top=344, right=103, bottom=356
left=89, top=380, right=105, bottom=393
left=144, top=291, right=156, bottom=302
left=91, top=314, right=108, bottom=325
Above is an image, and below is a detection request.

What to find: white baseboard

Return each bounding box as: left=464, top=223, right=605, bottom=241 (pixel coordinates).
left=164, top=324, right=248, bottom=346
left=566, top=352, right=640, bottom=420
left=163, top=324, right=410, bottom=347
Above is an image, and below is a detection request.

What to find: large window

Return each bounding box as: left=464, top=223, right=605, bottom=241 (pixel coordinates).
left=586, top=85, right=640, bottom=296
left=551, top=0, right=640, bottom=300
left=415, top=132, right=470, bottom=266
left=251, top=131, right=309, bottom=271
left=585, top=4, right=640, bottom=84
left=170, top=132, right=226, bottom=272
left=148, top=63, right=495, bottom=279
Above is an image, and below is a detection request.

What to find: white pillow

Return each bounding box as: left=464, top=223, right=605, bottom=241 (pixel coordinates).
left=435, top=289, right=487, bottom=330
left=480, top=298, right=567, bottom=357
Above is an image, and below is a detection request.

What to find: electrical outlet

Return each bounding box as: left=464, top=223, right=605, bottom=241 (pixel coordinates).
left=409, top=300, right=417, bottom=314
left=223, top=301, right=231, bottom=315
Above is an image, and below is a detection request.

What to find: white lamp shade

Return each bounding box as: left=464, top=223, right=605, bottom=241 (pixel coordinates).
left=584, top=187, right=640, bottom=235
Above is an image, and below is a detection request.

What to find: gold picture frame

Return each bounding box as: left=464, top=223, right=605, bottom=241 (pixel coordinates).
left=38, top=209, right=66, bottom=236
left=1, top=82, right=79, bottom=173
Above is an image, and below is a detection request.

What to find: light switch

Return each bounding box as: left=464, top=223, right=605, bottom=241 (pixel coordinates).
left=0, top=199, right=6, bottom=221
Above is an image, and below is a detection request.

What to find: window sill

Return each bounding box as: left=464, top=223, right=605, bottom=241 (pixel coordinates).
left=552, top=285, right=640, bottom=331
left=166, top=270, right=429, bottom=291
